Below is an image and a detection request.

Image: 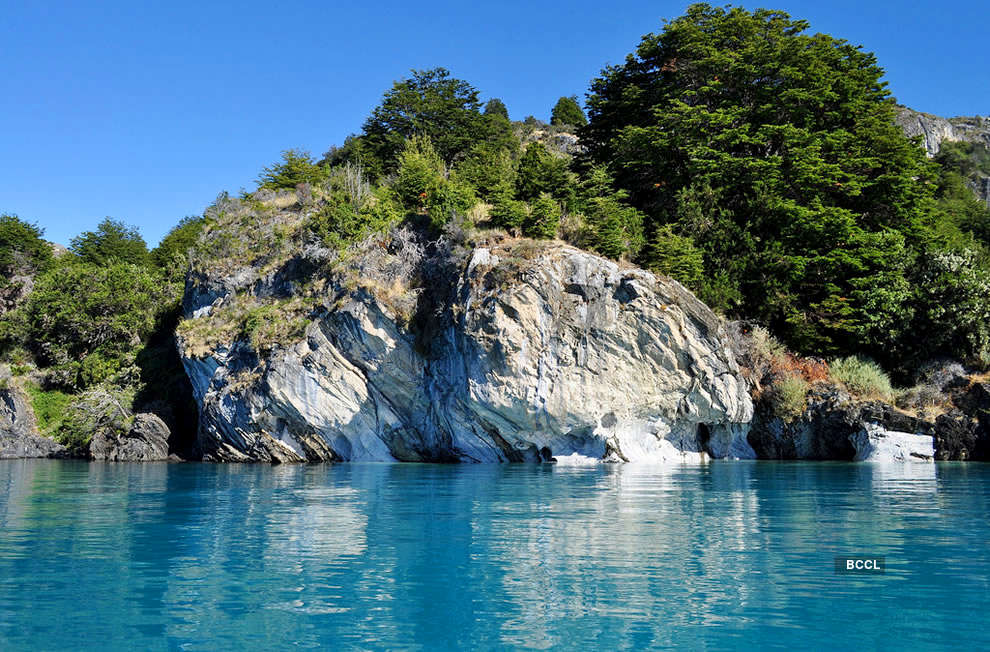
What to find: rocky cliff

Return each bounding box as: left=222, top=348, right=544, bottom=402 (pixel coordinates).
left=895, top=106, right=990, bottom=157
left=177, top=230, right=755, bottom=464
left=0, top=372, right=65, bottom=459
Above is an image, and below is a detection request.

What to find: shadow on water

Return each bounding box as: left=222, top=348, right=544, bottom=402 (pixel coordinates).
left=0, top=460, right=988, bottom=650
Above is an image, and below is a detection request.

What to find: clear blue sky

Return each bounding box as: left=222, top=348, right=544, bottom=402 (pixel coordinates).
left=2, top=0, right=987, bottom=247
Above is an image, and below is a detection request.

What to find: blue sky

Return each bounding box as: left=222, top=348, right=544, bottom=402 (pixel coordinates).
left=2, top=0, right=987, bottom=247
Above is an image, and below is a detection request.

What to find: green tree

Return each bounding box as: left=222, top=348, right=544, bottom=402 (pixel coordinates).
left=578, top=167, right=646, bottom=259
left=489, top=182, right=528, bottom=233
left=582, top=3, right=936, bottom=358
left=644, top=225, right=704, bottom=288
left=515, top=142, right=570, bottom=201
left=257, top=149, right=325, bottom=190
left=361, top=68, right=505, bottom=175
left=395, top=136, right=446, bottom=210
left=23, top=259, right=173, bottom=388
left=151, top=215, right=208, bottom=280
left=70, top=218, right=150, bottom=267
left=524, top=194, right=561, bottom=240
left=484, top=98, right=509, bottom=120
left=550, top=95, right=587, bottom=127
left=0, top=213, right=53, bottom=283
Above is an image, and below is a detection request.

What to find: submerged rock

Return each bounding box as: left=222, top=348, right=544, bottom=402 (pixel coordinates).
left=178, top=241, right=753, bottom=463
left=89, top=413, right=171, bottom=462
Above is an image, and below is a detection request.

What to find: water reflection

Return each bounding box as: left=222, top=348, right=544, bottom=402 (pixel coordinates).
left=0, top=460, right=988, bottom=650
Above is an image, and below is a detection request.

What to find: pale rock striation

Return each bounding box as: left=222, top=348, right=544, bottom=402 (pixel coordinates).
left=178, top=242, right=754, bottom=464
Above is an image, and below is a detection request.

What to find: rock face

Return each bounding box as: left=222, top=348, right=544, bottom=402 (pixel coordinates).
left=88, top=413, right=171, bottom=462
left=0, top=378, right=66, bottom=459
left=748, top=387, right=937, bottom=463
left=895, top=106, right=990, bottom=157
left=179, top=242, right=754, bottom=463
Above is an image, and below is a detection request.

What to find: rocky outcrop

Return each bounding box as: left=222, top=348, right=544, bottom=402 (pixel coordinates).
left=88, top=413, right=171, bottom=462
left=0, top=376, right=66, bottom=459
left=895, top=106, right=990, bottom=157
left=179, top=240, right=754, bottom=464
left=748, top=386, right=938, bottom=463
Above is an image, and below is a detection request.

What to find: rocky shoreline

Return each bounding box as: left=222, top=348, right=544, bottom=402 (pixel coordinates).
left=4, top=238, right=987, bottom=465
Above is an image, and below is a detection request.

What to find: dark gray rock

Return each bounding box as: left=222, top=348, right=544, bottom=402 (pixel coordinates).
left=748, top=385, right=935, bottom=462
left=89, top=413, right=170, bottom=462
left=0, top=382, right=66, bottom=459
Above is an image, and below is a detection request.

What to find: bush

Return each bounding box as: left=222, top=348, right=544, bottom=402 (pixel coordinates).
left=22, top=382, right=73, bottom=436
left=257, top=149, right=326, bottom=190
left=769, top=375, right=809, bottom=422
left=830, top=356, right=895, bottom=400
left=523, top=194, right=561, bottom=240
left=396, top=136, right=445, bottom=210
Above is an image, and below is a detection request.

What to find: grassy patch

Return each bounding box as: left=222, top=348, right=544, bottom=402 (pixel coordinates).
left=22, top=382, right=73, bottom=436
left=830, top=356, right=895, bottom=401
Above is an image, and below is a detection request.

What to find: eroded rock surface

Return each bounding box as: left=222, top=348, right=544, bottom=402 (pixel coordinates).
left=0, top=376, right=65, bottom=459
left=179, top=242, right=754, bottom=463
left=89, top=413, right=171, bottom=462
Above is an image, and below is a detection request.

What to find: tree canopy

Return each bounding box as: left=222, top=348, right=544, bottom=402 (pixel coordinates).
left=70, top=218, right=150, bottom=267
left=582, top=3, right=939, bottom=362
left=550, top=95, right=587, bottom=127
left=359, top=68, right=510, bottom=176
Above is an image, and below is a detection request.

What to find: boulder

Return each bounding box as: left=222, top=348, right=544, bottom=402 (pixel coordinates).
left=0, top=378, right=66, bottom=459
left=89, top=413, right=171, bottom=462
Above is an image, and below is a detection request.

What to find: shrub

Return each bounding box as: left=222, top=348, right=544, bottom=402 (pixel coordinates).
left=257, top=149, right=326, bottom=190
left=489, top=183, right=528, bottom=232
left=523, top=194, right=561, bottom=240
left=23, top=382, right=73, bottom=436
left=769, top=375, right=809, bottom=422
left=830, top=356, right=895, bottom=400
left=396, top=136, right=445, bottom=210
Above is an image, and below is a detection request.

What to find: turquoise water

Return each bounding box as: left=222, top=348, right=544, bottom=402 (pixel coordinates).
left=0, top=461, right=988, bottom=650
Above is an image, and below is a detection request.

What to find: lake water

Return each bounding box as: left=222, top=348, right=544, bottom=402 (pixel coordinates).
left=0, top=460, right=987, bottom=650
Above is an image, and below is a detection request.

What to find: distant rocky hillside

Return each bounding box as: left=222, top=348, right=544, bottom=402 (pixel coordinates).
left=895, top=106, right=990, bottom=156
left=896, top=106, right=990, bottom=204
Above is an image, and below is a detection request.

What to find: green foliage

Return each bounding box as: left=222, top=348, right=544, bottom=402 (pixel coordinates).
left=257, top=149, right=325, bottom=190
left=829, top=356, right=895, bottom=400
left=523, top=194, right=561, bottom=240
left=578, top=167, right=646, bottom=259
left=307, top=179, right=402, bottom=250
left=21, top=259, right=175, bottom=389
left=489, top=182, right=528, bottom=232
left=907, top=249, right=990, bottom=367
left=70, top=218, right=150, bottom=267
left=22, top=382, right=73, bottom=437
left=454, top=142, right=518, bottom=201
left=550, top=95, right=587, bottom=127
left=151, top=215, right=208, bottom=280
left=0, top=213, right=53, bottom=281
left=360, top=68, right=507, bottom=176
left=582, top=3, right=936, bottom=361
left=426, top=174, right=476, bottom=229
left=484, top=98, right=509, bottom=120
left=769, top=375, right=809, bottom=422
left=644, top=225, right=704, bottom=287
left=515, top=142, right=570, bottom=202
left=395, top=136, right=446, bottom=209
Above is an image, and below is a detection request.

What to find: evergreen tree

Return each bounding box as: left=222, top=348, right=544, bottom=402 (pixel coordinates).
left=582, top=3, right=936, bottom=359
left=489, top=182, right=528, bottom=233
left=524, top=194, right=561, bottom=239
left=550, top=95, right=587, bottom=127
left=257, top=149, right=324, bottom=190
left=515, top=142, right=570, bottom=201
left=484, top=98, right=509, bottom=120
left=70, top=218, right=150, bottom=267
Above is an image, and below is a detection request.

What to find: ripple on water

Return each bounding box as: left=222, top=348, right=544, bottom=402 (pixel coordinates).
left=0, top=459, right=988, bottom=650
